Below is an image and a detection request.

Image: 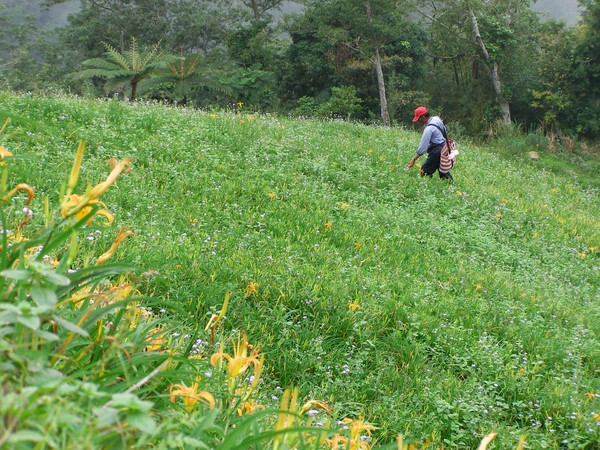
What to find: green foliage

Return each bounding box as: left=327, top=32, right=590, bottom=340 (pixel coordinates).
left=57, top=0, right=222, bottom=58
left=528, top=1, right=600, bottom=139
left=0, top=0, right=598, bottom=139
left=423, top=0, right=541, bottom=132
left=320, top=86, right=363, bottom=119
left=293, top=96, right=319, bottom=117
left=0, top=138, right=170, bottom=447
left=0, top=96, right=379, bottom=450
left=225, top=21, right=278, bottom=69
left=2, top=92, right=598, bottom=448
left=76, top=38, right=173, bottom=101
left=137, top=54, right=234, bottom=106
left=281, top=0, right=426, bottom=122
left=291, top=86, right=363, bottom=120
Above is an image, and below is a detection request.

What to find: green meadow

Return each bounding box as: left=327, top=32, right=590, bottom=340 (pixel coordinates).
left=0, top=92, right=598, bottom=449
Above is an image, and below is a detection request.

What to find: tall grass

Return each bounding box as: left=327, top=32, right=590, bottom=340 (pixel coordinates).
left=0, top=92, right=598, bottom=449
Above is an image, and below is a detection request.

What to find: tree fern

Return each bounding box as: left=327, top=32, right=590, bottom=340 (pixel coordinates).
left=75, top=38, right=174, bottom=100
left=137, top=54, right=234, bottom=106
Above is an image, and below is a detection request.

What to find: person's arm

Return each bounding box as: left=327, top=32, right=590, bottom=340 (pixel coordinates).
left=405, top=153, right=422, bottom=168
left=405, top=126, right=432, bottom=169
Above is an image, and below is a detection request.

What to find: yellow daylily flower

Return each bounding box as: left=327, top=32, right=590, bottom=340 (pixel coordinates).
left=96, top=227, right=134, bottom=265
left=67, top=141, right=85, bottom=194
left=144, top=325, right=166, bottom=352
left=477, top=432, right=498, bottom=450
left=205, top=292, right=230, bottom=344
left=237, top=399, right=265, bottom=416
left=245, top=281, right=259, bottom=295
left=273, top=387, right=299, bottom=448
left=0, top=118, right=10, bottom=134
left=1, top=183, right=35, bottom=225
left=300, top=399, right=331, bottom=416
left=106, top=157, right=132, bottom=173
left=1, top=183, right=34, bottom=206
left=273, top=388, right=328, bottom=450
left=326, top=435, right=349, bottom=449
left=170, top=378, right=215, bottom=411
left=0, top=145, right=13, bottom=158
left=210, top=332, right=263, bottom=391
left=330, top=417, right=376, bottom=450
left=69, top=285, right=94, bottom=307
left=348, top=302, right=361, bottom=311
left=87, top=158, right=133, bottom=201
left=61, top=194, right=114, bottom=225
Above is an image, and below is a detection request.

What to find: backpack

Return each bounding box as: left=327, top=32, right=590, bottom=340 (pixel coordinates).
left=428, top=123, right=459, bottom=174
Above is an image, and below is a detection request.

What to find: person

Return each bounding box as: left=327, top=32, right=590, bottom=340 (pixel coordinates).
left=404, top=106, right=453, bottom=182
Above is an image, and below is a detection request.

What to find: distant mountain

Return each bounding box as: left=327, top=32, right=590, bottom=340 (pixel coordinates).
left=280, top=0, right=581, bottom=25
left=25, top=0, right=582, bottom=29
left=531, top=0, right=580, bottom=25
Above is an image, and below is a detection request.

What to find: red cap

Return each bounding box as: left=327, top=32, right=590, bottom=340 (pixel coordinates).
left=412, top=106, right=428, bottom=122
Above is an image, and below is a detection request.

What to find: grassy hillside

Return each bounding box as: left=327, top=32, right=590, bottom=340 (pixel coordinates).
left=1, top=92, right=598, bottom=449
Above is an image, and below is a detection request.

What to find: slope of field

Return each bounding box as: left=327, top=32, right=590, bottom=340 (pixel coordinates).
left=1, top=92, right=598, bottom=448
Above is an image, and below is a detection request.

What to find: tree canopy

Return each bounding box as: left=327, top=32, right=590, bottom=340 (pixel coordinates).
left=0, top=0, right=597, bottom=140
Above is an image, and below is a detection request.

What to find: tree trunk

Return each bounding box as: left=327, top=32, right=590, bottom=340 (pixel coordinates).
left=365, top=0, right=391, bottom=127
left=373, top=48, right=391, bottom=127
left=130, top=80, right=138, bottom=101
left=468, top=7, right=511, bottom=124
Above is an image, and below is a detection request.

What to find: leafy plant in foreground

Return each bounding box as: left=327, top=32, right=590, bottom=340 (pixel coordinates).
left=0, top=136, right=174, bottom=448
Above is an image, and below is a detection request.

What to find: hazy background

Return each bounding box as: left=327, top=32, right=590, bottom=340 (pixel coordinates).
left=38, top=0, right=581, bottom=29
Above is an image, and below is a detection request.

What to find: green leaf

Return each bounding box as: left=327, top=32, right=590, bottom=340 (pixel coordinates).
left=17, top=314, right=41, bottom=330
left=55, top=412, right=82, bottom=427
left=51, top=315, right=90, bottom=338
left=31, top=368, right=64, bottom=387
left=93, top=406, right=119, bottom=428
left=6, top=430, right=45, bottom=444
left=126, top=411, right=156, bottom=434
left=0, top=325, right=15, bottom=337
left=45, top=272, right=71, bottom=286
left=31, top=286, right=58, bottom=307
left=1, top=269, right=32, bottom=281
left=33, top=329, right=60, bottom=342
left=110, top=392, right=153, bottom=412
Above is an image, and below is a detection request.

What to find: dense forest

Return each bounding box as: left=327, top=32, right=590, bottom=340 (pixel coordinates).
left=0, top=0, right=598, bottom=140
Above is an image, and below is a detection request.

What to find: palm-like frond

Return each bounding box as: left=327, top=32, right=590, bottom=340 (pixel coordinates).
left=137, top=54, right=234, bottom=103
left=75, top=38, right=169, bottom=100
left=103, top=43, right=133, bottom=71
left=138, top=41, right=163, bottom=70
left=166, top=54, right=201, bottom=80
left=102, top=39, right=164, bottom=72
